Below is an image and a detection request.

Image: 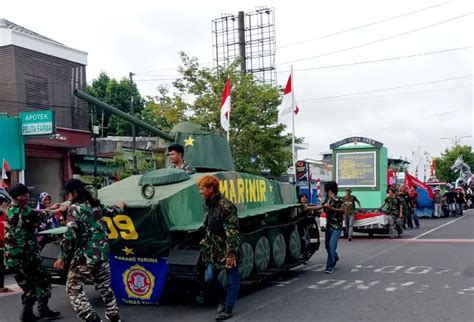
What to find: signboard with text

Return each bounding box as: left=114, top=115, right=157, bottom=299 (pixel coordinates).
left=19, top=110, right=55, bottom=136
left=336, top=151, right=376, bottom=187
left=295, top=160, right=308, bottom=182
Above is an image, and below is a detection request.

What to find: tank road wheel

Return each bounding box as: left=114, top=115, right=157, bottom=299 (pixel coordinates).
left=271, top=233, right=287, bottom=268
left=254, top=236, right=271, bottom=272
left=239, top=242, right=254, bottom=280
left=288, top=229, right=301, bottom=261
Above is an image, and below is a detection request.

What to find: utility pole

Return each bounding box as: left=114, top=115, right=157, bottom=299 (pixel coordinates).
left=92, top=107, right=99, bottom=184
left=129, top=72, right=138, bottom=173
left=238, top=11, right=246, bottom=73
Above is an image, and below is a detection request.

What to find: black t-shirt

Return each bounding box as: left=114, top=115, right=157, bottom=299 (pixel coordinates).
left=455, top=192, right=465, bottom=203
left=444, top=191, right=456, bottom=203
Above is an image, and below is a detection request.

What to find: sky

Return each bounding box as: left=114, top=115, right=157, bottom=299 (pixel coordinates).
left=3, top=0, right=473, bottom=170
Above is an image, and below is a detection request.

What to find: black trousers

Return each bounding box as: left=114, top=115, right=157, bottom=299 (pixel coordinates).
left=0, top=249, right=5, bottom=288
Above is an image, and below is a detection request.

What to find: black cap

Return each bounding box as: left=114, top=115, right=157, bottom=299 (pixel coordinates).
left=8, top=183, right=29, bottom=199
left=63, top=179, right=85, bottom=195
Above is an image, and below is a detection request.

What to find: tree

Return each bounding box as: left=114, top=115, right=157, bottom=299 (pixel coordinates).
left=433, top=145, right=474, bottom=183
left=171, top=52, right=295, bottom=176
left=86, top=72, right=144, bottom=136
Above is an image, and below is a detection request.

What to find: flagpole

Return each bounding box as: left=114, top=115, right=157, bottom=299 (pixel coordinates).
left=291, top=65, right=296, bottom=183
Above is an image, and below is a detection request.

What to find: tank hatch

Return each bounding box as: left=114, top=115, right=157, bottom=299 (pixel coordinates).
left=139, top=168, right=190, bottom=186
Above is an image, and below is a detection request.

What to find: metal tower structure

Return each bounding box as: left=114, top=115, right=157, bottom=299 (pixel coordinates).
left=212, top=7, right=276, bottom=85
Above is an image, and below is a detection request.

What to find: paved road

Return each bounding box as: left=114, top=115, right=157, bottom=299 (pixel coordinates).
left=1, top=210, right=473, bottom=322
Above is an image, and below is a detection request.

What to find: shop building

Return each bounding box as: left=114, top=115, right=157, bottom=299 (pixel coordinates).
left=0, top=19, right=90, bottom=200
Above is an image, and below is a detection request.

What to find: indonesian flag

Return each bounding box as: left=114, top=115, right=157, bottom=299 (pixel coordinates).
left=1, top=159, right=10, bottom=188
left=277, top=75, right=299, bottom=124
left=220, top=79, right=231, bottom=132
left=2, top=159, right=10, bottom=180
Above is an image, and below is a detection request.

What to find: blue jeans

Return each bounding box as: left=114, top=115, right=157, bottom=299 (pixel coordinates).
left=325, top=228, right=341, bottom=270
left=205, top=263, right=240, bottom=309
left=412, top=209, right=420, bottom=228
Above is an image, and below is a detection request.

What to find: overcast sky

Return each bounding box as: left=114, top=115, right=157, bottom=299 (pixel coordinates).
left=3, top=0, right=473, bottom=171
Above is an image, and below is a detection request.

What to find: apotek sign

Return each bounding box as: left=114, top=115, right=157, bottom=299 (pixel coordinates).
left=19, top=110, right=55, bottom=136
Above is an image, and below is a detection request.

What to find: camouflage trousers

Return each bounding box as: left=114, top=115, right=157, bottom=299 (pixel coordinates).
left=66, top=261, right=119, bottom=320
left=13, top=260, right=52, bottom=303
left=388, top=215, right=404, bottom=239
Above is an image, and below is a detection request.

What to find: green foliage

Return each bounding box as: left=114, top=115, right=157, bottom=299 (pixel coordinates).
left=170, top=52, right=294, bottom=176
left=433, top=145, right=474, bottom=183
left=86, top=72, right=144, bottom=136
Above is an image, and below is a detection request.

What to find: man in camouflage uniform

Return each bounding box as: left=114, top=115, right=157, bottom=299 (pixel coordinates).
left=168, top=143, right=196, bottom=174
left=54, top=179, right=121, bottom=322
left=5, top=183, right=60, bottom=321
left=379, top=187, right=404, bottom=239
left=398, top=185, right=413, bottom=229
left=198, top=175, right=240, bottom=321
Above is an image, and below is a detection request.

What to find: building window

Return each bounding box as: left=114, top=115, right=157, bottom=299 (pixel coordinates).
left=25, top=74, right=49, bottom=109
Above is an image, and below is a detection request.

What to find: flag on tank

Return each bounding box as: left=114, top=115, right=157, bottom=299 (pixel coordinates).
left=277, top=75, right=299, bottom=124
left=220, top=78, right=231, bottom=132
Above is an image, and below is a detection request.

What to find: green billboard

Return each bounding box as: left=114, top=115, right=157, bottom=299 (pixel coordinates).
left=19, top=110, right=55, bottom=136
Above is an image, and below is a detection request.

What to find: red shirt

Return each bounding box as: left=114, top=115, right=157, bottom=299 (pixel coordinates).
left=409, top=191, right=419, bottom=208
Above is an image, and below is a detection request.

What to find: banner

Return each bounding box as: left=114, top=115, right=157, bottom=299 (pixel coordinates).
left=109, top=253, right=168, bottom=305
left=405, top=172, right=434, bottom=213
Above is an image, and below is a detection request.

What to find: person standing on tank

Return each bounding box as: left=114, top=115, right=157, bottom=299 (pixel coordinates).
left=168, top=143, right=196, bottom=174
left=198, top=175, right=240, bottom=321
left=54, top=179, right=121, bottom=322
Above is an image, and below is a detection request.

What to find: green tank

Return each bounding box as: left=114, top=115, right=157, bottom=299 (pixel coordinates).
left=44, top=90, right=320, bottom=297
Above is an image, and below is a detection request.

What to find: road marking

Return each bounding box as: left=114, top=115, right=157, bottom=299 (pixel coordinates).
left=385, top=281, right=415, bottom=292
left=0, top=284, right=21, bottom=298
left=412, top=216, right=466, bottom=240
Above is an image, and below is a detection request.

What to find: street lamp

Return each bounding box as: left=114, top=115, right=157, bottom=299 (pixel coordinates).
left=440, top=135, right=472, bottom=147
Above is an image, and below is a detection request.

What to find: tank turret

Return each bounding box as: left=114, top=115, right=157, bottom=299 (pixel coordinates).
left=74, top=89, right=235, bottom=171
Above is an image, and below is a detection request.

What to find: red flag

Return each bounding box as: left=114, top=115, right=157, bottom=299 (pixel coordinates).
left=277, top=75, right=299, bottom=124
left=220, top=79, right=231, bottom=132
left=2, top=159, right=10, bottom=180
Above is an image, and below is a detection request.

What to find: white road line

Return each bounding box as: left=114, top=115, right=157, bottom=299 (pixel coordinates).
left=412, top=216, right=466, bottom=240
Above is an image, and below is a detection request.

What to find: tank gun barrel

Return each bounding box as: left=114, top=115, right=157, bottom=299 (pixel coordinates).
left=74, top=89, right=175, bottom=142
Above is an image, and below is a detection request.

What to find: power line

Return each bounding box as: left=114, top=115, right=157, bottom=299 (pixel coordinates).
left=299, top=75, right=473, bottom=102
left=278, top=12, right=473, bottom=65
left=134, top=60, right=213, bottom=75
left=299, top=85, right=473, bottom=104
left=277, top=46, right=471, bottom=74
left=134, top=78, right=179, bottom=82
left=277, top=1, right=452, bottom=49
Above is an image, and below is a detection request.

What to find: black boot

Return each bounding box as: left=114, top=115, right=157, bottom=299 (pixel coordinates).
left=86, top=313, right=102, bottom=322
left=37, top=298, right=61, bottom=320
left=20, top=298, right=39, bottom=322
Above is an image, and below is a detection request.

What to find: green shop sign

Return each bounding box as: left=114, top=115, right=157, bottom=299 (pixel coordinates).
left=19, top=110, right=55, bottom=136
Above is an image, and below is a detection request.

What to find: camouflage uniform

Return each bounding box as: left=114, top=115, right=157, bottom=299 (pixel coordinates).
left=60, top=202, right=119, bottom=321
left=383, top=197, right=404, bottom=238
left=4, top=204, right=52, bottom=307
left=200, top=192, right=240, bottom=312
left=201, top=192, right=240, bottom=268
left=169, top=160, right=196, bottom=174
left=398, top=192, right=413, bottom=229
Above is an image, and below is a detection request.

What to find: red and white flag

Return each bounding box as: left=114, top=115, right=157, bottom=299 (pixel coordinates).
left=1, top=159, right=10, bottom=188
left=277, top=75, right=299, bottom=124
left=220, top=78, right=231, bottom=132
left=2, top=159, right=10, bottom=180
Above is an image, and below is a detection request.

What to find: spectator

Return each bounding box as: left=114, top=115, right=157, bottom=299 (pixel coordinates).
left=443, top=189, right=457, bottom=217
left=455, top=188, right=466, bottom=216
left=342, top=188, right=362, bottom=241
left=433, top=188, right=442, bottom=218
left=409, top=186, right=420, bottom=229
